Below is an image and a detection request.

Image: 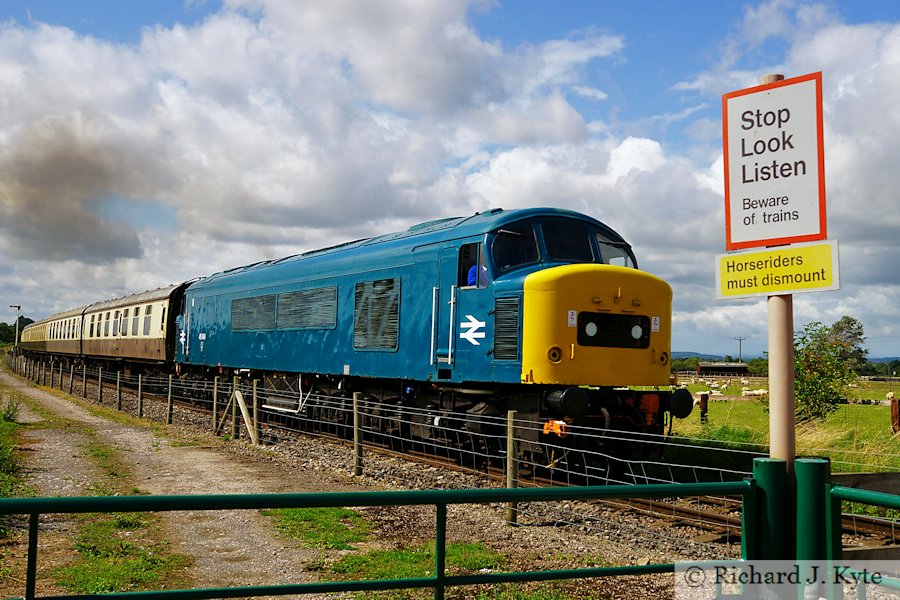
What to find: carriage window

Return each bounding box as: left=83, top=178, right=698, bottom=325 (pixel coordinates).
left=122, top=309, right=130, bottom=336
left=143, top=305, right=152, bottom=336
left=458, top=243, right=488, bottom=288
left=112, top=311, right=120, bottom=336
left=596, top=233, right=636, bottom=268
left=132, top=306, right=140, bottom=336
left=104, top=312, right=111, bottom=337
left=491, top=224, right=538, bottom=272
left=90, top=315, right=95, bottom=338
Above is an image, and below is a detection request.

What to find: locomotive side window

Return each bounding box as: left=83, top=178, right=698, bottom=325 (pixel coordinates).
left=491, top=224, right=538, bottom=272
left=353, top=278, right=399, bottom=350
left=596, top=233, right=636, bottom=268
left=458, top=243, right=487, bottom=288
left=544, top=222, right=593, bottom=262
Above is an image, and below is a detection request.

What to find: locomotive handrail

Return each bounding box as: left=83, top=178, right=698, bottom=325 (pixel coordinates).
left=4, top=481, right=754, bottom=600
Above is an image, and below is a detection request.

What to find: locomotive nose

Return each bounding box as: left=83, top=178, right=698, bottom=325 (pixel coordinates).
left=521, top=263, right=672, bottom=388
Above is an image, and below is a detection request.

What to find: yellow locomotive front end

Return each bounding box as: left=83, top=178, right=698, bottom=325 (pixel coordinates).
left=521, top=264, right=672, bottom=387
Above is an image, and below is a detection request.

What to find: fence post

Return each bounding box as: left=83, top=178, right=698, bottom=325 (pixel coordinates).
left=231, top=376, right=238, bottom=439
left=213, top=376, right=219, bottom=433
left=167, top=375, right=174, bottom=425
left=506, top=410, right=518, bottom=525
left=98, top=367, right=103, bottom=404
left=138, top=374, right=143, bottom=418
left=699, top=393, right=708, bottom=424
left=892, top=397, right=899, bottom=434
left=353, top=392, right=363, bottom=476
left=82, top=365, right=87, bottom=398
left=795, top=457, right=830, bottom=560
left=116, top=372, right=122, bottom=410
left=49, top=361, right=54, bottom=388
left=58, top=363, right=63, bottom=390
left=751, top=457, right=788, bottom=560
left=68, top=365, right=74, bottom=394
left=253, top=380, right=260, bottom=446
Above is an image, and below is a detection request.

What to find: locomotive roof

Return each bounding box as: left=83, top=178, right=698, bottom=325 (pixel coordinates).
left=196, top=207, right=623, bottom=286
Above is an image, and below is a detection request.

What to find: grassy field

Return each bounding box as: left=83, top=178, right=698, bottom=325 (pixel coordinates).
left=670, top=393, right=900, bottom=473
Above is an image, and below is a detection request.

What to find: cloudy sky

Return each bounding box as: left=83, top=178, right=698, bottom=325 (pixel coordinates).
left=2, top=0, right=899, bottom=358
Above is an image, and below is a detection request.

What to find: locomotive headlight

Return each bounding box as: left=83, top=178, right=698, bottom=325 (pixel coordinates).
left=631, top=325, right=643, bottom=339
left=584, top=322, right=598, bottom=337
left=547, top=346, right=563, bottom=364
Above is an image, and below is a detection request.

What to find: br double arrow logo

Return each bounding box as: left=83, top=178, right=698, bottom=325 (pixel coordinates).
left=460, top=315, right=486, bottom=345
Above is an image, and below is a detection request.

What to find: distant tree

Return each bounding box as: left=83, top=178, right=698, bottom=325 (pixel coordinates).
left=0, top=322, right=13, bottom=344
left=828, top=316, right=868, bottom=373
left=671, top=357, right=699, bottom=373
left=747, top=358, right=768, bottom=376
left=794, top=322, right=856, bottom=421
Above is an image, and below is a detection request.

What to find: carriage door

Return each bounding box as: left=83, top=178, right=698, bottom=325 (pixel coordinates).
left=433, top=241, right=492, bottom=381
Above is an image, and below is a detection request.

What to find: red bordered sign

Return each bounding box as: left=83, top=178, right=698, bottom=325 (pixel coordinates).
left=723, top=72, right=826, bottom=250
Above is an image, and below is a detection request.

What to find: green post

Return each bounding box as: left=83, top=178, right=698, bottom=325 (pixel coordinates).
left=752, top=457, right=788, bottom=560
left=741, top=477, right=758, bottom=559
left=434, top=502, right=447, bottom=600
left=795, top=457, right=830, bottom=560
left=825, top=485, right=843, bottom=562
left=26, top=513, right=38, bottom=600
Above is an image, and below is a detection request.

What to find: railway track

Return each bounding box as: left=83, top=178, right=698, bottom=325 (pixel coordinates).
left=64, top=373, right=900, bottom=549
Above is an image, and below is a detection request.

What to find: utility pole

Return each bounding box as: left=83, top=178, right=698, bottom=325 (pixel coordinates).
left=733, top=336, right=746, bottom=362
left=9, top=304, right=21, bottom=356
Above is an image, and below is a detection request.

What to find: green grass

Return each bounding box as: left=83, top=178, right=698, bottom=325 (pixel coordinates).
left=0, top=406, right=23, bottom=538
left=669, top=397, right=900, bottom=473
left=52, top=514, right=191, bottom=594
left=265, top=506, right=372, bottom=549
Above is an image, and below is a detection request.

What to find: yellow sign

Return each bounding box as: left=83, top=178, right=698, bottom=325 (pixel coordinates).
left=716, top=240, right=839, bottom=299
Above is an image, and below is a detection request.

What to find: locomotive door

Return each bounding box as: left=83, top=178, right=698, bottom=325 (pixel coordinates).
left=433, top=241, right=492, bottom=381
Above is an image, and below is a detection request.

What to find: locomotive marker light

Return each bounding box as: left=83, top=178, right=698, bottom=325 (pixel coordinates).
left=723, top=72, right=826, bottom=250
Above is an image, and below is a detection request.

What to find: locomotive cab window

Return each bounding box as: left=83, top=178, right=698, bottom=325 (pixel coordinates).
left=543, top=221, right=594, bottom=262
left=597, top=233, right=636, bottom=268
left=491, top=223, right=538, bottom=272
left=458, top=242, right=488, bottom=288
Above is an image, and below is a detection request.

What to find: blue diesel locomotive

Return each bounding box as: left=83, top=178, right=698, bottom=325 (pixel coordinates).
left=21, top=207, right=692, bottom=468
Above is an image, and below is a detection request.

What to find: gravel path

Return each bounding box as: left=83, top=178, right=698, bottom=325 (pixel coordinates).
left=0, top=368, right=737, bottom=598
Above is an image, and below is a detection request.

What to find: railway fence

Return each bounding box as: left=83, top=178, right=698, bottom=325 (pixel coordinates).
left=3, top=457, right=900, bottom=599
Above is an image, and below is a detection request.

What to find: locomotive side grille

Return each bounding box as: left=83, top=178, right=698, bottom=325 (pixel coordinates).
left=231, top=294, right=276, bottom=331
left=493, top=296, right=520, bottom=360
left=353, top=278, right=400, bottom=350
left=277, top=286, right=337, bottom=329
